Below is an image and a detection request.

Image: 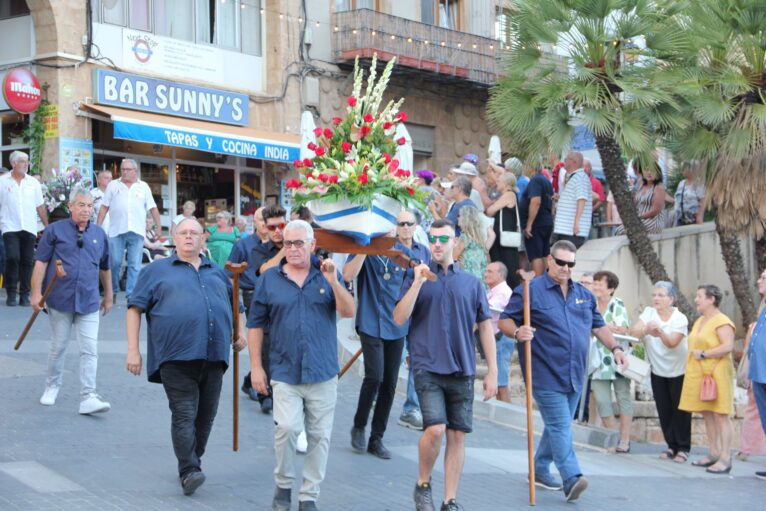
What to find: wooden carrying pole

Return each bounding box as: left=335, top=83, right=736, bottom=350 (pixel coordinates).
left=338, top=348, right=363, bottom=379
left=15, top=261, right=67, bottom=351
left=519, top=269, right=536, bottom=506
left=225, top=262, right=248, bottom=452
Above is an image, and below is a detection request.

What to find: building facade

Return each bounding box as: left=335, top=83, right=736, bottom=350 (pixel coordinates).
left=1, top=0, right=508, bottom=230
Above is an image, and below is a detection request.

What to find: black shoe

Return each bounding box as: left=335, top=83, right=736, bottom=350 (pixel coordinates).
left=272, top=486, right=291, bottom=511
left=350, top=427, right=366, bottom=452
left=18, top=294, right=30, bottom=306
left=756, top=470, right=766, bottom=480
left=563, top=475, right=588, bottom=502
left=299, top=501, right=318, bottom=511
left=440, top=499, right=462, bottom=511
left=367, top=438, right=392, bottom=459
left=260, top=396, right=273, bottom=414
left=181, top=471, right=205, bottom=496
left=413, top=481, right=435, bottom=511
left=6, top=294, right=17, bottom=306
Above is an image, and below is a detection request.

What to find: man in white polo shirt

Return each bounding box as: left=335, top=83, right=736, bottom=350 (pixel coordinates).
left=97, top=159, right=161, bottom=301
left=552, top=151, right=592, bottom=248
left=0, top=151, right=48, bottom=306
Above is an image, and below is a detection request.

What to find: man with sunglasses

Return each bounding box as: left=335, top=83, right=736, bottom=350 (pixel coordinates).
left=344, top=210, right=430, bottom=458
left=394, top=219, right=497, bottom=511
left=248, top=220, right=355, bottom=511
left=499, top=240, right=628, bottom=502
left=31, top=188, right=113, bottom=414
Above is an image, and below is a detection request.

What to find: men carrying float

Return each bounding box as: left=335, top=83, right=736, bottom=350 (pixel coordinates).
left=32, top=187, right=112, bottom=414
left=344, top=209, right=430, bottom=458
left=126, top=218, right=246, bottom=496
left=248, top=220, right=355, bottom=511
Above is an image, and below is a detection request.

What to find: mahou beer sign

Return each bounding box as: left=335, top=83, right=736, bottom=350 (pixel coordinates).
left=3, top=68, right=42, bottom=114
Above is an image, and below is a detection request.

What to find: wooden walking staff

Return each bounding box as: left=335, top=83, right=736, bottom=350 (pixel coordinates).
left=225, top=261, right=248, bottom=452
left=15, top=261, right=67, bottom=351
left=518, top=269, right=536, bottom=506
left=338, top=347, right=363, bottom=379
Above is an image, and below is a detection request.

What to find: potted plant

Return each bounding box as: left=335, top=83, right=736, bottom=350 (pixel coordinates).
left=287, top=55, right=426, bottom=245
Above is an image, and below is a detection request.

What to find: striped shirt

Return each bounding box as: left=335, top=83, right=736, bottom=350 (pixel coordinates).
left=553, top=168, right=592, bottom=236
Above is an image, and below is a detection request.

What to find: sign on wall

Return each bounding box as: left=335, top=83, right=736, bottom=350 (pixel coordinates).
left=2, top=68, right=42, bottom=114
left=93, top=69, right=249, bottom=126
left=59, top=137, right=94, bottom=184
left=39, top=103, right=59, bottom=139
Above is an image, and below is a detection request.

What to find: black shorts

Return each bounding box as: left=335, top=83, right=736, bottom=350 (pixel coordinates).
left=413, top=369, right=474, bottom=433
left=525, top=225, right=553, bottom=260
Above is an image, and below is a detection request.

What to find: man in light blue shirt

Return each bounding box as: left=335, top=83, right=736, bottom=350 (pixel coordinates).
left=748, top=267, right=766, bottom=481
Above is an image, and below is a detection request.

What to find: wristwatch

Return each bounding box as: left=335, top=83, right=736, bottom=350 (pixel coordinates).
left=700, top=351, right=706, bottom=359
left=513, top=328, right=521, bottom=340
left=611, top=345, right=624, bottom=354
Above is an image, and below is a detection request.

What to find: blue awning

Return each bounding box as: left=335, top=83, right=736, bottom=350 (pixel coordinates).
left=82, top=104, right=300, bottom=163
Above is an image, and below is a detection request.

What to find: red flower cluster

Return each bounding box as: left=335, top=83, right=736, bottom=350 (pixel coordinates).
left=396, top=112, right=408, bottom=122
left=332, top=117, right=342, bottom=125
left=383, top=121, right=393, bottom=130
left=347, top=97, right=357, bottom=106
left=357, top=174, right=368, bottom=184
left=360, top=125, right=371, bottom=136
left=285, top=179, right=301, bottom=188
left=382, top=153, right=392, bottom=164
left=313, top=127, right=322, bottom=136
left=363, top=113, right=375, bottom=123
left=307, top=142, right=317, bottom=150
left=323, top=128, right=333, bottom=138
left=342, top=142, right=352, bottom=153
left=396, top=137, right=406, bottom=145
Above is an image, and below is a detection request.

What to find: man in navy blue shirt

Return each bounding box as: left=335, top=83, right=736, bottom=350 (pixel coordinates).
left=344, top=209, right=428, bottom=459
left=394, top=219, right=497, bottom=511
left=248, top=219, right=355, bottom=511
left=32, top=188, right=112, bottom=414
left=520, top=167, right=555, bottom=276
left=499, top=240, right=627, bottom=502
left=126, top=218, right=246, bottom=497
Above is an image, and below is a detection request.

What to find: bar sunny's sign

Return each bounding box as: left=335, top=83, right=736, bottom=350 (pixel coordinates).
left=93, top=69, right=249, bottom=126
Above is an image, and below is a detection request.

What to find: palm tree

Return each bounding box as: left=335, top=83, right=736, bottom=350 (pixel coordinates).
left=665, top=0, right=766, bottom=324
left=487, top=0, right=696, bottom=317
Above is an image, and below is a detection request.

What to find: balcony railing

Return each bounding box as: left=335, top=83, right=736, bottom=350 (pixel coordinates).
left=331, top=9, right=501, bottom=86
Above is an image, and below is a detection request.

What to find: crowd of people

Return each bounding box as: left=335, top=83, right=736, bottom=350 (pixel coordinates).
left=2, top=149, right=766, bottom=511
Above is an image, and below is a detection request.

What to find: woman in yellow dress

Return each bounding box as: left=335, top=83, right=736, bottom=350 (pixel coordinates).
left=679, top=284, right=735, bottom=474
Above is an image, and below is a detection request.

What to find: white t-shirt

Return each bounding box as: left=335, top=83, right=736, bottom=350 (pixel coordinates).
left=0, top=173, right=44, bottom=234
left=92, top=187, right=110, bottom=234
left=639, top=306, right=689, bottom=378
left=101, top=178, right=157, bottom=238
left=469, top=189, right=485, bottom=213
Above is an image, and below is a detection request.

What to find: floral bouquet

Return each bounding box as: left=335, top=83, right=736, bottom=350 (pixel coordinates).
left=286, top=55, right=426, bottom=244
left=44, top=167, right=93, bottom=214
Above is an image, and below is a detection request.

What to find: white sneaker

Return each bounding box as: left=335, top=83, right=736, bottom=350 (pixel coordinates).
left=79, top=394, right=111, bottom=415
left=40, top=386, right=59, bottom=406
left=296, top=430, right=308, bottom=454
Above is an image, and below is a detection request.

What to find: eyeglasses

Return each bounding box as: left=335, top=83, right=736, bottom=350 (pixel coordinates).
left=121, top=167, right=137, bottom=171
left=76, top=230, right=84, bottom=248
left=397, top=221, right=415, bottom=227
left=283, top=239, right=311, bottom=248
left=553, top=257, right=575, bottom=268
left=177, top=230, right=203, bottom=237
left=428, top=235, right=453, bottom=244
left=266, top=222, right=287, bottom=231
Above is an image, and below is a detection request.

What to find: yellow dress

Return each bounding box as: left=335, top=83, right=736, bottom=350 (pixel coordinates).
left=679, top=312, right=735, bottom=415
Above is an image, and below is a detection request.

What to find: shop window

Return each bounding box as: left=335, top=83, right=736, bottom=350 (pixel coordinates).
left=495, top=7, right=511, bottom=45
left=1, top=111, right=29, bottom=169
left=0, top=0, right=29, bottom=19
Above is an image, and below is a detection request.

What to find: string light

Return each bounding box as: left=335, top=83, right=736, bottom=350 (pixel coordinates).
left=457, top=42, right=462, bottom=48
left=472, top=43, right=477, bottom=49
left=352, top=29, right=357, bottom=34
left=260, top=8, right=264, bottom=15
left=298, top=17, right=303, bottom=23
left=407, top=37, right=413, bottom=43
left=424, top=40, right=429, bottom=45
left=334, top=25, right=339, bottom=31
left=390, top=34, right=395, bottom=40
left=440, top=41, right=446, bottom=46
left=371, top=30, right=376, bottom=36
left=315, top=21, right=320, bottom=27
left=489, top=44, right=494, bottom=50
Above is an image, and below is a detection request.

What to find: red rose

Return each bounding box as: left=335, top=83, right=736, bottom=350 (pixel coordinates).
left=332, top=117, right=342, bottom=125
left=318, top=173, right=329, bottom=182
left=347, top=97, right=357, bottom=106
left=323, top=128, right=333, bottom=138
left=390, top=159, right=400, bottom=170
left=383, top=121, right=393, bottom=129
left=328, top=175, right=339, bottom=183
left=360, top=125, right=371, bottom=136
left=307, top=142, right=317, bottom=150
left=397, top=137, right=406, bottom=145
left=382, top=153, right=392, bottom=164
left=396, top=112, right=408, bottom=122
left=303, top=158, right=313, bottom=167
left=293, top=159, right=303, bottom=168
left=357, top=174, right=368, bottom=184
left=407, top=187, right=415, bottom=195
left=363, top=113, right=375, bottom=123
left=313, top=127, right=322, bottom=136
left=342, top=142, right=352, bottom=153
left=315, top=146, right=326, bottom=156
left=395, top=169, right=406, bottom=177
left=285, top=179, right=301, bottom=188
left=404, top=170, right=411, bottom=177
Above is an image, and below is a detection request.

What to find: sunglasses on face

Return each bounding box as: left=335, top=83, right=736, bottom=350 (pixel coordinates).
left=283, top=239, right=310, bottom=248
left=397, top=221, right=415, bottom=227
left=553, top=257, right=575, bottom=268
left=76, top=230, right=84, bottom=248
left=266, top=223, right=286, bottom=231
left=428, top=235, right=453, bottom=244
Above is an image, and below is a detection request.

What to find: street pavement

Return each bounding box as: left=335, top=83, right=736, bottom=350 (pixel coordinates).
left=1, top=294, right=764, bottom=510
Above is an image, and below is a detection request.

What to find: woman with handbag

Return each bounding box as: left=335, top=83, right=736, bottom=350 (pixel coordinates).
left=679, top=284, right=735, bottom=474
left=486, top=172, right=520, bottom=288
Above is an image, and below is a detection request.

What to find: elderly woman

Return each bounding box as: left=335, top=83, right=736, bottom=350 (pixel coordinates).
left=630, top=281, right=691, bottom=463
left=615, top=159, right=666, bottom=235
left=204, top=211, right=240, bottom=268
left=486, top=172, right=521, bottom=289
left=453, top=205, right=489, bottom=284
left=590, top=271, right=633, bottom=452
left=679, top=285, right=735, bottom=474
left=144, top=217, right=168, bottom=261
left=171, top=200, right=197, bottom=237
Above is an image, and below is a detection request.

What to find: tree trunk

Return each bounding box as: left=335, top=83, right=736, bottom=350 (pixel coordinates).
left=714, top=219, right=757, bottom=325
left=756, top=234, right=766, bottom=275
left=594, top=133, right=696, bottom=319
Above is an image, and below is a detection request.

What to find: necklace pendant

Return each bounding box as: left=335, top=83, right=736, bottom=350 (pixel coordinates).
left=383, top=272, right=392, bottom=280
